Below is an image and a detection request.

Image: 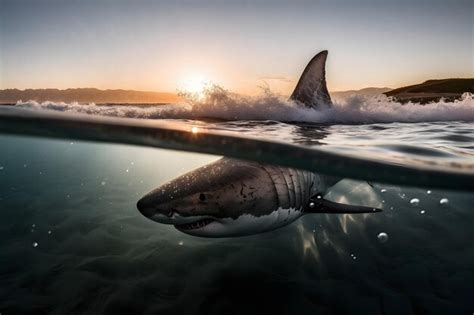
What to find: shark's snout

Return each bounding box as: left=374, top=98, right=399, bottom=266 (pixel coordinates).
left=137, top=189, right=200, bottom=226
left=136, top=193, right=175, bottom=220
left=136, top=194, right=157, bottom=218
left=136, top=200, right=152, bottom=218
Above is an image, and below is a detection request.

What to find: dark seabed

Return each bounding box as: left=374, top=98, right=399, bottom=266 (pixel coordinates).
left=0, top=97, right=474, bottom=314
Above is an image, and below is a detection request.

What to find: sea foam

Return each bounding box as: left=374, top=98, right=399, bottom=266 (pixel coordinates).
left=15, top=85, right=474, bottom=124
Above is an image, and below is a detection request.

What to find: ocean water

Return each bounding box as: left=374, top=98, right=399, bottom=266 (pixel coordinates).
left=1, top=92, right=473, bottom=314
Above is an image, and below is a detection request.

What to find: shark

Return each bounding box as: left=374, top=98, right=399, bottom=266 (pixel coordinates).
left=136, top=51, right=382, bottom=237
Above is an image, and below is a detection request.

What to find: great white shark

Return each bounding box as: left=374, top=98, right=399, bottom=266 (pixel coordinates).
left=137, top=51, right=382, bottom=237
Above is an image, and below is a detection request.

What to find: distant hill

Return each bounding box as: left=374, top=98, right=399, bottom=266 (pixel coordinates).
left=331, top=87, right=392, bottom=99
left=384, top=78, right=474, bottom=103
left=0, top=88, right=181, bottom=104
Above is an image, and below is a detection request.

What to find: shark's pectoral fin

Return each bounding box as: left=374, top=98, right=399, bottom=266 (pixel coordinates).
left=305, top=196, right=382, bottom=214
left=290, top=50, right=332, bottom=109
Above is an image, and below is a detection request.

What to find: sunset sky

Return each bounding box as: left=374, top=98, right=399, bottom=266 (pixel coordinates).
left=0, top=0, right=472, bottom=95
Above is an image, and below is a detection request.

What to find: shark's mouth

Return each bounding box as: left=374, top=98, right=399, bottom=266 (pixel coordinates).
left=175, top=218, right=215, bottom=230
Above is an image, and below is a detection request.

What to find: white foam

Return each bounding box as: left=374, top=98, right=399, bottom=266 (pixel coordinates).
left=14, top=85, right=474, bottom=124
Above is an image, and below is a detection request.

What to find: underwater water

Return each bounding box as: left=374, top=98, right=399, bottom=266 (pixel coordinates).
left=0, top=93, right=473, bottom=314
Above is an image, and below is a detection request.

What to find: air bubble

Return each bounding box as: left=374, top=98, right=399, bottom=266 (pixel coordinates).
left=426, top=190, right=432, bottom=194
left=380, top=189, right=387, bottom=193
left=309, top=202, right=315, bottom=208
left=178, top=241, right=184, bottom=246
left=32, top=242, right=38, bottom=248
left=377, top=232, right=388, bottom=243
left=420, top=210, right=425, bottom=214
left=410, top=198, right=420, bottom=206
left=101, top=181, right=106, bottom=186
left=440, top=198, right=449, bottom=205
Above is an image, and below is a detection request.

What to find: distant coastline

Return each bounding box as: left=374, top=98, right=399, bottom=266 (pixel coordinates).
left=384, top=78, right=473, bottom=103
left=0, top=88, right=181, bottom=105
left=1, top=78, right=472, bottom=105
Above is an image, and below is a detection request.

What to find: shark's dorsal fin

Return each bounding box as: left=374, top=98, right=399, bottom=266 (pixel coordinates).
left=305, top=197, right=382, bottom=214
left=290, top=50, right=332, bottom=109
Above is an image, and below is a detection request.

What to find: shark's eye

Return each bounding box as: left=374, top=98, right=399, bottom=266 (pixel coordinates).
left=199, top=193, right=206, bottom=201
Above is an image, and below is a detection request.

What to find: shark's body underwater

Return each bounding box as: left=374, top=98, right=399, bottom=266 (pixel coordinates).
left=137, top=51, right=381, bottom=237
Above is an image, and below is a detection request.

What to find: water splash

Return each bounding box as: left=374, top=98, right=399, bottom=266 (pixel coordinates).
left=15, top=85, right=474, bottom=124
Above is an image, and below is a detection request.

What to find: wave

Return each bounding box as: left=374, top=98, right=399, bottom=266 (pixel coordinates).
left=14, top=85, right=474, bottom=124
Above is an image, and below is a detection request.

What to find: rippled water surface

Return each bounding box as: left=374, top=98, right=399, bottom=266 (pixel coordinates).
left=0, top=100, right=473, bottom=314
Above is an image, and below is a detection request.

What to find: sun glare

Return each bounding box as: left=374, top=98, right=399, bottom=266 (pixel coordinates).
left=181, top=75, right=208, bottom=95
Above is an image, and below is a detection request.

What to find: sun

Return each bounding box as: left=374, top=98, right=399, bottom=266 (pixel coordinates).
left=181, top=75, right=208, bottom=95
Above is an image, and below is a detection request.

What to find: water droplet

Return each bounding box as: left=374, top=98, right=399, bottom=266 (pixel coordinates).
left=380, top=189, right=387, bottom=193
left=420, top=210, right=426, bottom=214
left=377, top=232, right=388, bottom=243
left=101, top=181, right=106, bottom=186
left=426, top=190, right=432, bottom=194
left=178, top=241, right=184, bottom=246
left=32, top=242, right=38, bottom=248
left=48, top=230, right=52, bottom=234
left=440, top=198, right=449, bottom=205
left=410, top=198, right=420, bottom=206
left=309, top=202, right=315, bottom=208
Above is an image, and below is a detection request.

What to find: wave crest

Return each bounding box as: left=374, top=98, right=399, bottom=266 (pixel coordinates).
left=15, top=85, right=474, bottom=123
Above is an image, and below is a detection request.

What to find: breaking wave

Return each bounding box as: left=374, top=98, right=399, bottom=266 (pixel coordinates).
left=14, top=85, right=474, bottom=124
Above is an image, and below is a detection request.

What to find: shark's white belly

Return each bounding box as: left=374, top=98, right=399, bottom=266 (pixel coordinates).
left=205, top=207, right=304, bottom=236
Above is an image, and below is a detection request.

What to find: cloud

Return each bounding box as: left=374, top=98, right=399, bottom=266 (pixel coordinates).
left=258, top=76, right=293, bottom=83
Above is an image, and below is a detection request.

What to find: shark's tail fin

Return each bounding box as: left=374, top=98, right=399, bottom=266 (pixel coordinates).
left=290, top=50, right=332, bottom=109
